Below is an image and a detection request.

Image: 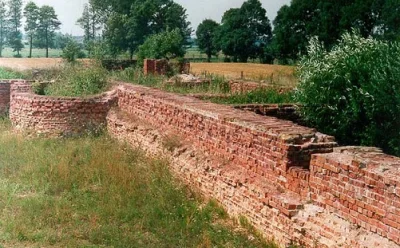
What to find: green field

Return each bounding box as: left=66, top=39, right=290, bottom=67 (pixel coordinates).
left=0, top=47, right=63, bottom=58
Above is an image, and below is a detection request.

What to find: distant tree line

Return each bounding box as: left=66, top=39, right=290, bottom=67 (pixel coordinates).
left=197, top=0, right=400, bottom=64
left=77, top=0, right=400, bottom=64
left=0, top=0, right=64, bottom=57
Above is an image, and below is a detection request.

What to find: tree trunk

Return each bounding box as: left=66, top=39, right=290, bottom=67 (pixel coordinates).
left=29, top=35, right=33, bottom=58
left=207, top=54, right=211, bottom=63
left=0, top=27, right=3, bottom=58
left=129, top=47, right=134, bottom=60
left=45, top=29, right=49, bottom=58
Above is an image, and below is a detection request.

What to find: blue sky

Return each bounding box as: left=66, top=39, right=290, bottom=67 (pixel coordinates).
left=28, top=0, right=291, bottom=35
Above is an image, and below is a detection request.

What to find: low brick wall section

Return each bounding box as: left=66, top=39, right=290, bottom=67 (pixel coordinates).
left=0, top=82, right=10, bottom=114
left=144, top=59, right=190, bottom=75
left=116, top=84, right=336, bottom=197
left=0, top=80, right=27, bottom=114
left=108, top=84, right=400, bottom=247
left=9, top=81, right=117, bottom=136
left=233, top=104, right=303, bottom=124
left=310, top=147, right=400, bottom=244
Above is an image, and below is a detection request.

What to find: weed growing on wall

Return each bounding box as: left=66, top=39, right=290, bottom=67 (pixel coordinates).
left=45, top=63, right=109, bottom=97
left=295, top=32, right=400, bottom=156
left=210, top=88, right=293, bottom=105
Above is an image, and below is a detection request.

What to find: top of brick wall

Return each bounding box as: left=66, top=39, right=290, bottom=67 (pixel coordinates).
left=117, top=83, right=335, bottom=145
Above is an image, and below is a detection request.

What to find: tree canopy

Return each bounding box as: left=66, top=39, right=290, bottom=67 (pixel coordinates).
left=273, top=0, right=400, bottom=62
left=24, top=1, right=39, bottom=58
left=137, top=28, right=185, bottom=61
left=216, top=0, right=272, bottom=62
left=36, top=5, right=61, bottom=58
left=90, top=0, right=191, bottom=59
left=196, top=19, right=219, bottom=62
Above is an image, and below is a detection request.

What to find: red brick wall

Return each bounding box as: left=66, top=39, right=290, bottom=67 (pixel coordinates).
left=0, top=82, right=10, bottom=114
left=3, top=79, right=400, bottom=247
left=144, top=59, right=190, bottom=75
left=9, top=81, right=117, bottom=136
left=0, top=80, right=28, bottom=114
left=107, top=102, right=399, bottom=247
left=116, top=84, right=336, bottom=193
left=310, top=147, right=400, bottom=244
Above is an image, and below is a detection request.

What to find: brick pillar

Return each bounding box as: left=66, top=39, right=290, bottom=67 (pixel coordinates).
left=144, top=59, right=156, bottom=75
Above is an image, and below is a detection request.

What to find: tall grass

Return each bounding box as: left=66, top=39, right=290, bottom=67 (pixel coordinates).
left=0, top=120, right=277, bottom=248
left=112, top=67, right=230, bottom=95
left=209, top=88, right=294, bottom=105
left=0, top=67, right=25, bottom=79
left=44, top=63, right=109, bottom=97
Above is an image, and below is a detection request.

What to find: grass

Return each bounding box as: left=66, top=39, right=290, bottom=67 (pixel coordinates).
left=111, top=67, right=231, bottom=95
left=44, top=63, right=109, bottom=97
left=0, top=67, right=25, bottom=79
left=112, top=67, right=295, bottom=105
left=207, top=88, right=294, bottom=105
left=0, top=120, right=278, bottom=247
left=1, top=47, right=63, bottom=58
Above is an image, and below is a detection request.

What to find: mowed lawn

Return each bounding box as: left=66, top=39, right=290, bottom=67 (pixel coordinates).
left=0, top=120, right=276, bottom=248
left=190, top=63, right=297, bottom=87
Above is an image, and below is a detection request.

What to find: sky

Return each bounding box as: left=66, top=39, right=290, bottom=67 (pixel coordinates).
left=27, top=0, right=291, bottom=36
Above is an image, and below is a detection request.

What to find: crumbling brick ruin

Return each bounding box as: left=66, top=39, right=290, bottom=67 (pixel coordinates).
left=1, top=79, right=400, bottom=247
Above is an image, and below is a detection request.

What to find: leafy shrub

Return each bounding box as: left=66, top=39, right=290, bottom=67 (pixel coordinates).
left=295, top=32, right=400, bottom=156
left=62, top=40, right=85, bottom=63
left=137, top=28, right=185, bottom=63
left=45, top=64, right=109, bottom=97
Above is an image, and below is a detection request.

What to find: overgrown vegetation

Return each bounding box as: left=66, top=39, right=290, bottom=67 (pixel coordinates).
left=112, top=67, right=231, bottom=95
left=137, top=28, right=185, bottom=63
left=0, top=120, right=277, bottom=248
left=209, top=88, right=293, bottom=105
left=44, top=63, right=109, bottom=97
left=0, top=66, right=24, bottom=79
left=62, top=39, right=85, bottom=63
left=295, top=32, right=400, bottom=156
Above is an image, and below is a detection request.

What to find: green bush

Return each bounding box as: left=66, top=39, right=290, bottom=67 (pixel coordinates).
left=137, top=28, right=185, bottom=63
left=62, top=40, right=85, bottom=63
left=295, top=32, right=400, bottom=156
left=45, top=64, right=109, bottom=97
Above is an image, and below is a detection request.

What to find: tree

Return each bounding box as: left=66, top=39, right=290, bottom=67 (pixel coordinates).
left=91, top=0, right=191, bottom=59
left=196, top=19, right=219, bottom=62
left=37, top=5, right=61, bottom=58
left=272, top=0, right=400, bottom=62
left=7, top=0, right=23, bottom=56
left=53, top=32, right=72, bottom=50
left=24, top=1, right=39, bottom=58
left=0, top=0, right=7, bottom=57
left=217, top=0, right=272, bottom=62
left=62, top=39, right=84, bottom=63
left=77, top=1, right=101, bottom=55
left=137, top=28, right=185, bottom=61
